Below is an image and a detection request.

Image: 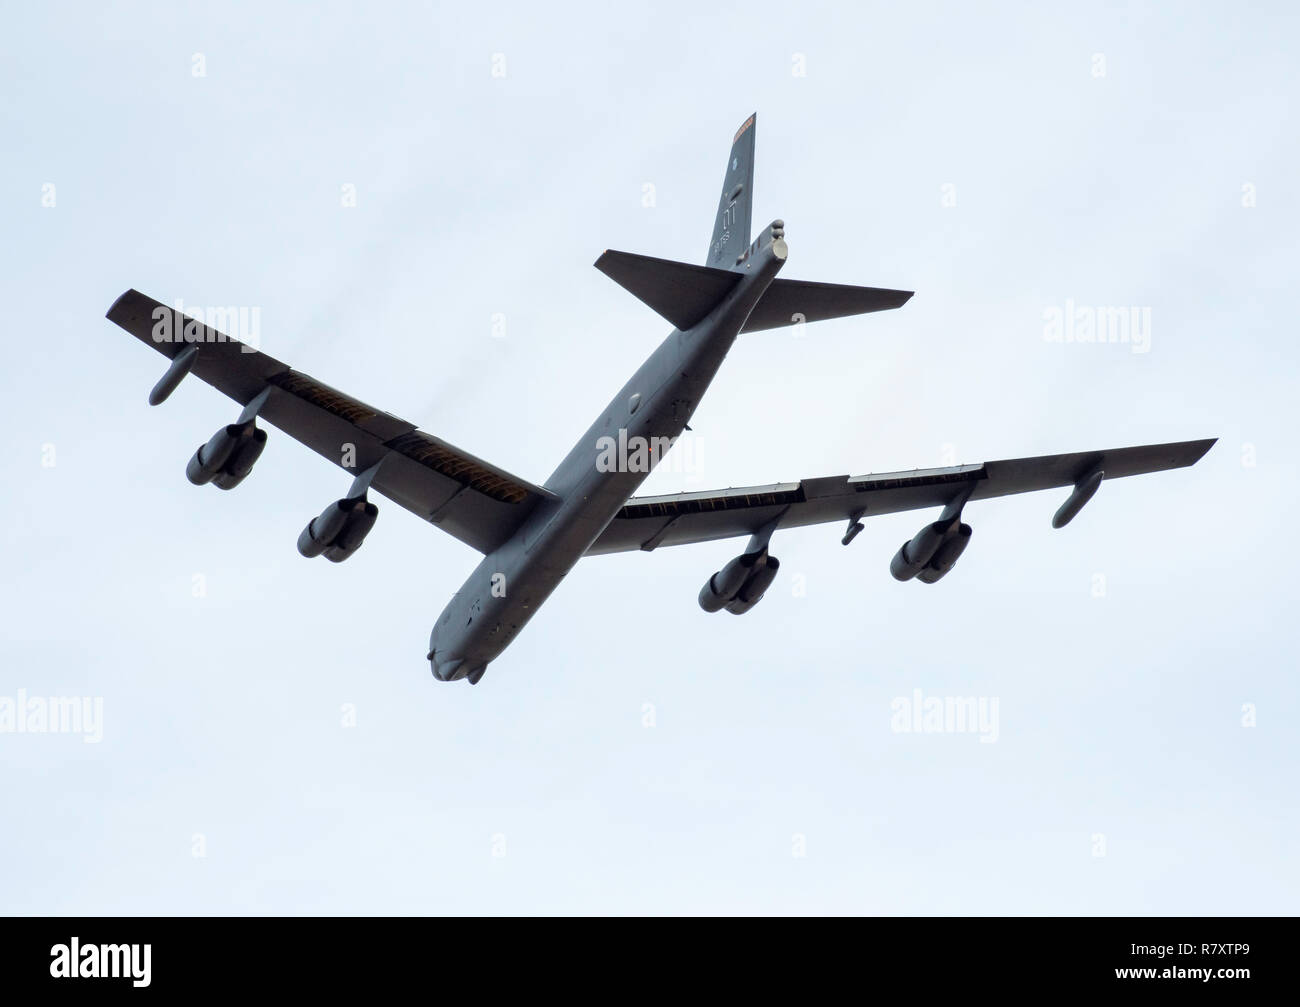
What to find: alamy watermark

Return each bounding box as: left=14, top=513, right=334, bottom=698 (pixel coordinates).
left=890, top=688, right=999, bottom=743
left=0, top=690, right=103, bottom=743
left=50, top=939, right=150, bottom=987
left=151, top=299, right=261, bottom=352
left=1043, top=299, right=1150, bottom=354
left=595, top=428, right=704, bottom=474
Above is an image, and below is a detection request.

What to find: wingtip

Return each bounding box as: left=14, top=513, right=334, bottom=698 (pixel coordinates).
left=106, top=288, right=136, bottom=321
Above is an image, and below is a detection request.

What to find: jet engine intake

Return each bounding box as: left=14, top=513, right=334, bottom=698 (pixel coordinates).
left=186, top=421, right=267, bottom=489
left=915, top=523, right=972, bottom=584
left=889, top=519, right=954, bottom=581
left=698, top=550, right=780, bottom=615
left=698, top=552, right=760, bottom=612
left=297, top=495, right=379, bottom=562
left=724, top=556, right=779, bottom=615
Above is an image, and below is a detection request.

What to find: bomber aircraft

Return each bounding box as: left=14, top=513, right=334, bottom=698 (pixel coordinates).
left=106, top=114, right=1214, bottom=685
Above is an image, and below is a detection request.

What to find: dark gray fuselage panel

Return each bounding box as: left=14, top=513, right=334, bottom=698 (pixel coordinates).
left=427, top=230, right=788, bottom=679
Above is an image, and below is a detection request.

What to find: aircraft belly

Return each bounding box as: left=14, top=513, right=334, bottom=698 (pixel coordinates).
left=443, top=417, right=687, bottom=671
left=436, top=234, right=787, bottom=679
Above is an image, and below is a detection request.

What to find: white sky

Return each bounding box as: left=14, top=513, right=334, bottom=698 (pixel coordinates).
left=2, top=1, right=1297, bottom=914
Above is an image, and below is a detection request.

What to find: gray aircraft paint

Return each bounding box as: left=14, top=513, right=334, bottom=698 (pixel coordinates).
left=430, top=225, right=789, bottom=682
left=104, top=114, right=1214, bottom=687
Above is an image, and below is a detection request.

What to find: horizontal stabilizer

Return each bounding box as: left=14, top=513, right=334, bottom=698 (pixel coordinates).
left=741, top=278, right=913, bottom=333
left=596, top=250, right=741, bottom=331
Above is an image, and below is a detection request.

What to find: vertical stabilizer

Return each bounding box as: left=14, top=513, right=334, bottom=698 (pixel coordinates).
left=705, top=114, right=756, bottom=268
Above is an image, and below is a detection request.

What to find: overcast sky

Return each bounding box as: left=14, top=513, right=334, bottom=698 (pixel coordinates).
left=2, top=1, right=1296, bottom=914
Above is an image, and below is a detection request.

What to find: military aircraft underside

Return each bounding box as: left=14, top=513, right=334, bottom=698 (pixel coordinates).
left=105, top=114, right=1215, bottom=685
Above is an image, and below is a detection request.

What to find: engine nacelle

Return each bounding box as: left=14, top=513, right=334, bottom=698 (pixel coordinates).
left=186, top=422, right=267, bottom=489
left=698, top=551, right=780, bottom=615
left=211, top=429, right=267, bottom=490
left=889, top=520, right=953, bottom=581
left=297, top=496, right=379, bottom=562
left=186, top=424, right=241, bottom=485
left=916, top=523, right=972, bottom=584
left=323, top=502, right=378, bottom=563
left=698, top=553, right=760, bottom=613
left=724, top=556, right=780, bottom=615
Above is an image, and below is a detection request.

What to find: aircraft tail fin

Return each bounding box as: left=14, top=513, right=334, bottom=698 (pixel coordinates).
left=740, top=278, right=913, bottom=333
left=706, top=114, right=756, bottom=268
left=595, top=249, right=741, bottom=331
left=598, top=113, right=912, bottom=335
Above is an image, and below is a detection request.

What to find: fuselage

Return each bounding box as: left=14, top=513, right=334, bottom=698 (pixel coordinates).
left=429, top=227, right=788, bottom=682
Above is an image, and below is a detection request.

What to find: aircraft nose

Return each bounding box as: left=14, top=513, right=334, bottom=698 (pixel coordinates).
left=428, top=650, right=465, bottom=682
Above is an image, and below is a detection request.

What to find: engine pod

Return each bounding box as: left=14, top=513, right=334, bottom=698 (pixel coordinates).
left=916, top=523, right=972, bottom=584
left=890, top=520, right=952, bottom=581
left=186, top=424, right=246, bottom=485
left=725, top=556, right=779, bottom=615
left=698, top=552, right=761, bottom=613
left=211, top=428, right=268, bottom=490
left=297, top=500, right=352, bottom=558
left=330, top=502, right=379, bottom=558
